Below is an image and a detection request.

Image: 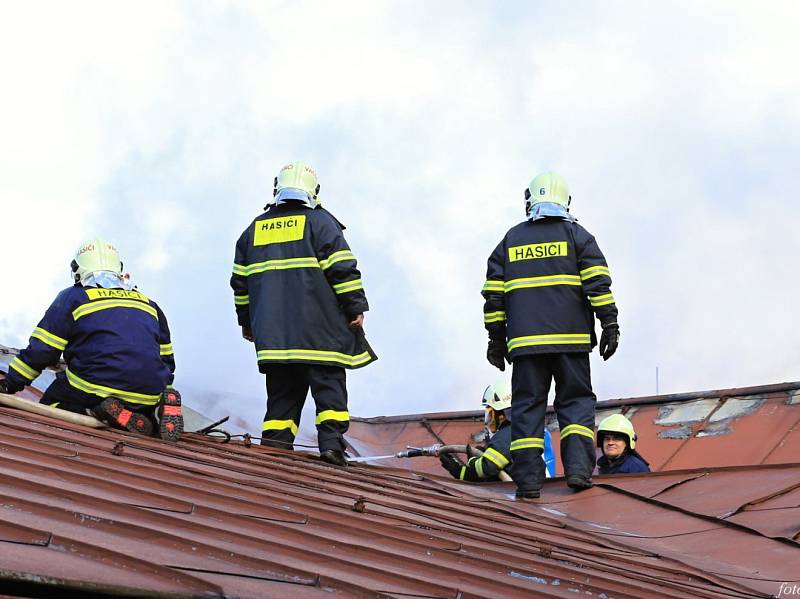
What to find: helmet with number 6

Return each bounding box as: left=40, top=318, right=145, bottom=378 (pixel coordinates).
left=525, top=171, right=571, bottom=216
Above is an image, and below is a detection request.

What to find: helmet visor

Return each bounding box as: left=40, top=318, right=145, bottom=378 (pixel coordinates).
left=80, top=271, right=126, bottom=289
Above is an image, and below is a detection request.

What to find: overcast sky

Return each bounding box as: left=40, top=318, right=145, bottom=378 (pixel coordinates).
left=1, top=2, right=798, bottom=435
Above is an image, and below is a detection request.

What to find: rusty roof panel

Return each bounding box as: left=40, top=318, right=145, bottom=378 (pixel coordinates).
left=0, top=380, right=798, bottom=597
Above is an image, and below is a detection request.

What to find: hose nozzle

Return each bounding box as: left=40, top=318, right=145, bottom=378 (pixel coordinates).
left=395, top=444, right=442, bottom=459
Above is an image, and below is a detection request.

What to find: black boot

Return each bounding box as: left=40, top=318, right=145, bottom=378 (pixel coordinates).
left=320, top=449, right=348, bottom=467
left=566, top=474, right=593, bottom=491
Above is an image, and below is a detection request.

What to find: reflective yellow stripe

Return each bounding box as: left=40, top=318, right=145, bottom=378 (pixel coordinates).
left=561, top=424, right=595, bottom=441
left=510, top=437, right=545, bottom=451
left=458, top=466, right=466, bottom=480
left=475, top=457, right=485, bottom=478
left=483, top=447, right=509, bottom=468
left=589, top=293, right=615, bottom=307
left=159, top=343, right=174, bottom=356
left=315, top=410, right=349, bottom=424
left=9, top=357, right=39, bottom=381
left=504, top=274, right=581, bottom=292
left=262, top=419, right=299, bottom=435
left=332, top=278, right=363, bottom=294
left=65, top=368, right=160, bottom=405
left=482, top=280, right=504, bottom=293
left=257, top=349, right=372, bottom=367
left=319, top=250, right=356, bottom=270
left=72, top=299, right=157, bottom=321
left=31, top=327, right=67, bottom=351
left=507, top=334, right=591, bottom=351
left=234, top=294, right=250, bottom=306
left=580, top=265, right=610, bottom=281
left=237, top=257, right=320, bottom=276
left=483, top=311, right=506, bottom=324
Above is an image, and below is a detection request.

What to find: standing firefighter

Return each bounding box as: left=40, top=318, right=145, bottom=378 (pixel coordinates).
left=482, top=172, right=619, bottom=499
left=231, top=162, right=376, bottom=467
left=0, top=239, right=182, bottom=441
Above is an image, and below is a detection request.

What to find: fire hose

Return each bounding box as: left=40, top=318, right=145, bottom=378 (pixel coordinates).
left=394, top=443, right=513, bottom=482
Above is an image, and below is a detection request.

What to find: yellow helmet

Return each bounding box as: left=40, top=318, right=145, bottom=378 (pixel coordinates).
left=597, top=413, right=637, bottom=450
left=270, top=161, right=320, bottom=208
left=71, top=238, right=123, bottom=284
left=525, top=171, right=571, bottom=215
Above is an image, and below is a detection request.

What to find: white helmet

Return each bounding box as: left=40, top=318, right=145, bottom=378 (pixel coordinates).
left=71, top=238, right=123, bottom=285
left=482, top=379, right=512, bottom=412
left=267, top=161, right=320, bottom=208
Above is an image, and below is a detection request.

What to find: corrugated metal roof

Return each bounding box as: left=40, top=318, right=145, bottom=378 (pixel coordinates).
left=347, top=382, right=800, bottom=476
left=0, top=393, right=797, bottom=598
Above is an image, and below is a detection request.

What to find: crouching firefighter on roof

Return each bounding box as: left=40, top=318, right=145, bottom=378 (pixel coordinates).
left=482, top=171, right=620, bottom=499
left=439, top=379, right=555, bottom=482
left=0, top=239, right=183, bottom=441
left=231, top=161, right=377, bottom=467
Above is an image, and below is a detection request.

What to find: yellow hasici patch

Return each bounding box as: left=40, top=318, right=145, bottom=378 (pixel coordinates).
left=254, top=215, right=306, bottom=246
left=85, top=288, right=149, bottom=302
left=508, top=241, right=568, bottom=262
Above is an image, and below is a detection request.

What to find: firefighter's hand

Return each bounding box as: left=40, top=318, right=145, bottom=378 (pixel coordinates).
left=487, top=339, right=508, bottom=371
left=599, top=324, right=619, bottom=361
left=241, top=326, right=254, bottom=342
left=439, top=453, right=463, bottom=479
left=349, top=313, right=364, bottom=329
left=0, top=379, right=8, bottom=395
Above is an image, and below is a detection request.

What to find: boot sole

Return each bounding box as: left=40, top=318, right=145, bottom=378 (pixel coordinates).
left=95, top=398, right=154, bottom=436
left=158, top=388, right=183, bottom=442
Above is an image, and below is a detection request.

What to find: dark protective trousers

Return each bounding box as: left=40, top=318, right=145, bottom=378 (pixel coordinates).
left=40, top=371, right=156, bottom=417
left=511, top=353, right=597, bottom=491
left=262, top=364, right=349, bottom=453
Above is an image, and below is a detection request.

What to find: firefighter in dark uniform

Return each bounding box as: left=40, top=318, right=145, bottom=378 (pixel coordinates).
left=482, top=171, right=619, bottom=499
left=231, top=161, right=376, bottom=467
left=596, top=414, right=650, bottom=475
left=440, top=379, right=555, bottom=482
left=0, top=238, right=182, bottom=441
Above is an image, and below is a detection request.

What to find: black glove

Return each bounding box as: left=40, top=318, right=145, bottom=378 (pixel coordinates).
left=487, top=339, right=508, bottom=371
left=599, top=323, right=620, bottom=361
left=0, top=379, right=9, bottom=394
left=439, top=453, right=463, bottom=478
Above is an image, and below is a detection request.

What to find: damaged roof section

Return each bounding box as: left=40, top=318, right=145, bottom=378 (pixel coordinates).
left=347, top=382, right=800, bottom=475
left=0, top=402, right=797, bottom=598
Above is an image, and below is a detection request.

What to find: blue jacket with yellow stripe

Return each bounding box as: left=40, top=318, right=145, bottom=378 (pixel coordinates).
left=231, top=204, right=376, bottom=370
left=482, top=217, right=617, bottom=358
left=4, top=285, right=174, bottom=405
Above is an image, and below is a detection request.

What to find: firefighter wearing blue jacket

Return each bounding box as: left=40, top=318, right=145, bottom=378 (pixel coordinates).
left=231, top=162, right=376, bottom=467
left=482, top=172, right=620, bottom=499
left=440, top=379, right=555, bottom=482
left=596, top=414, right=650, bottom=475
left=0, top=239, right=182, bottom=440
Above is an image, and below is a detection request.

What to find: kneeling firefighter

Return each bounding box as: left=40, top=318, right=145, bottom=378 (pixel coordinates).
left=440, top=379, right=555, bottom=481
left=0, top=238, right=182, bottom=441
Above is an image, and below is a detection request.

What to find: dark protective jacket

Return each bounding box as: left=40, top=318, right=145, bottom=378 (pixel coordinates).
left=231, top=203, right=376, bottom=370
left=597, top=450, right=650, bottom=475
left=482, top=217, right=618, bottom=358
left=4, top=285, right=174, bottom=405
